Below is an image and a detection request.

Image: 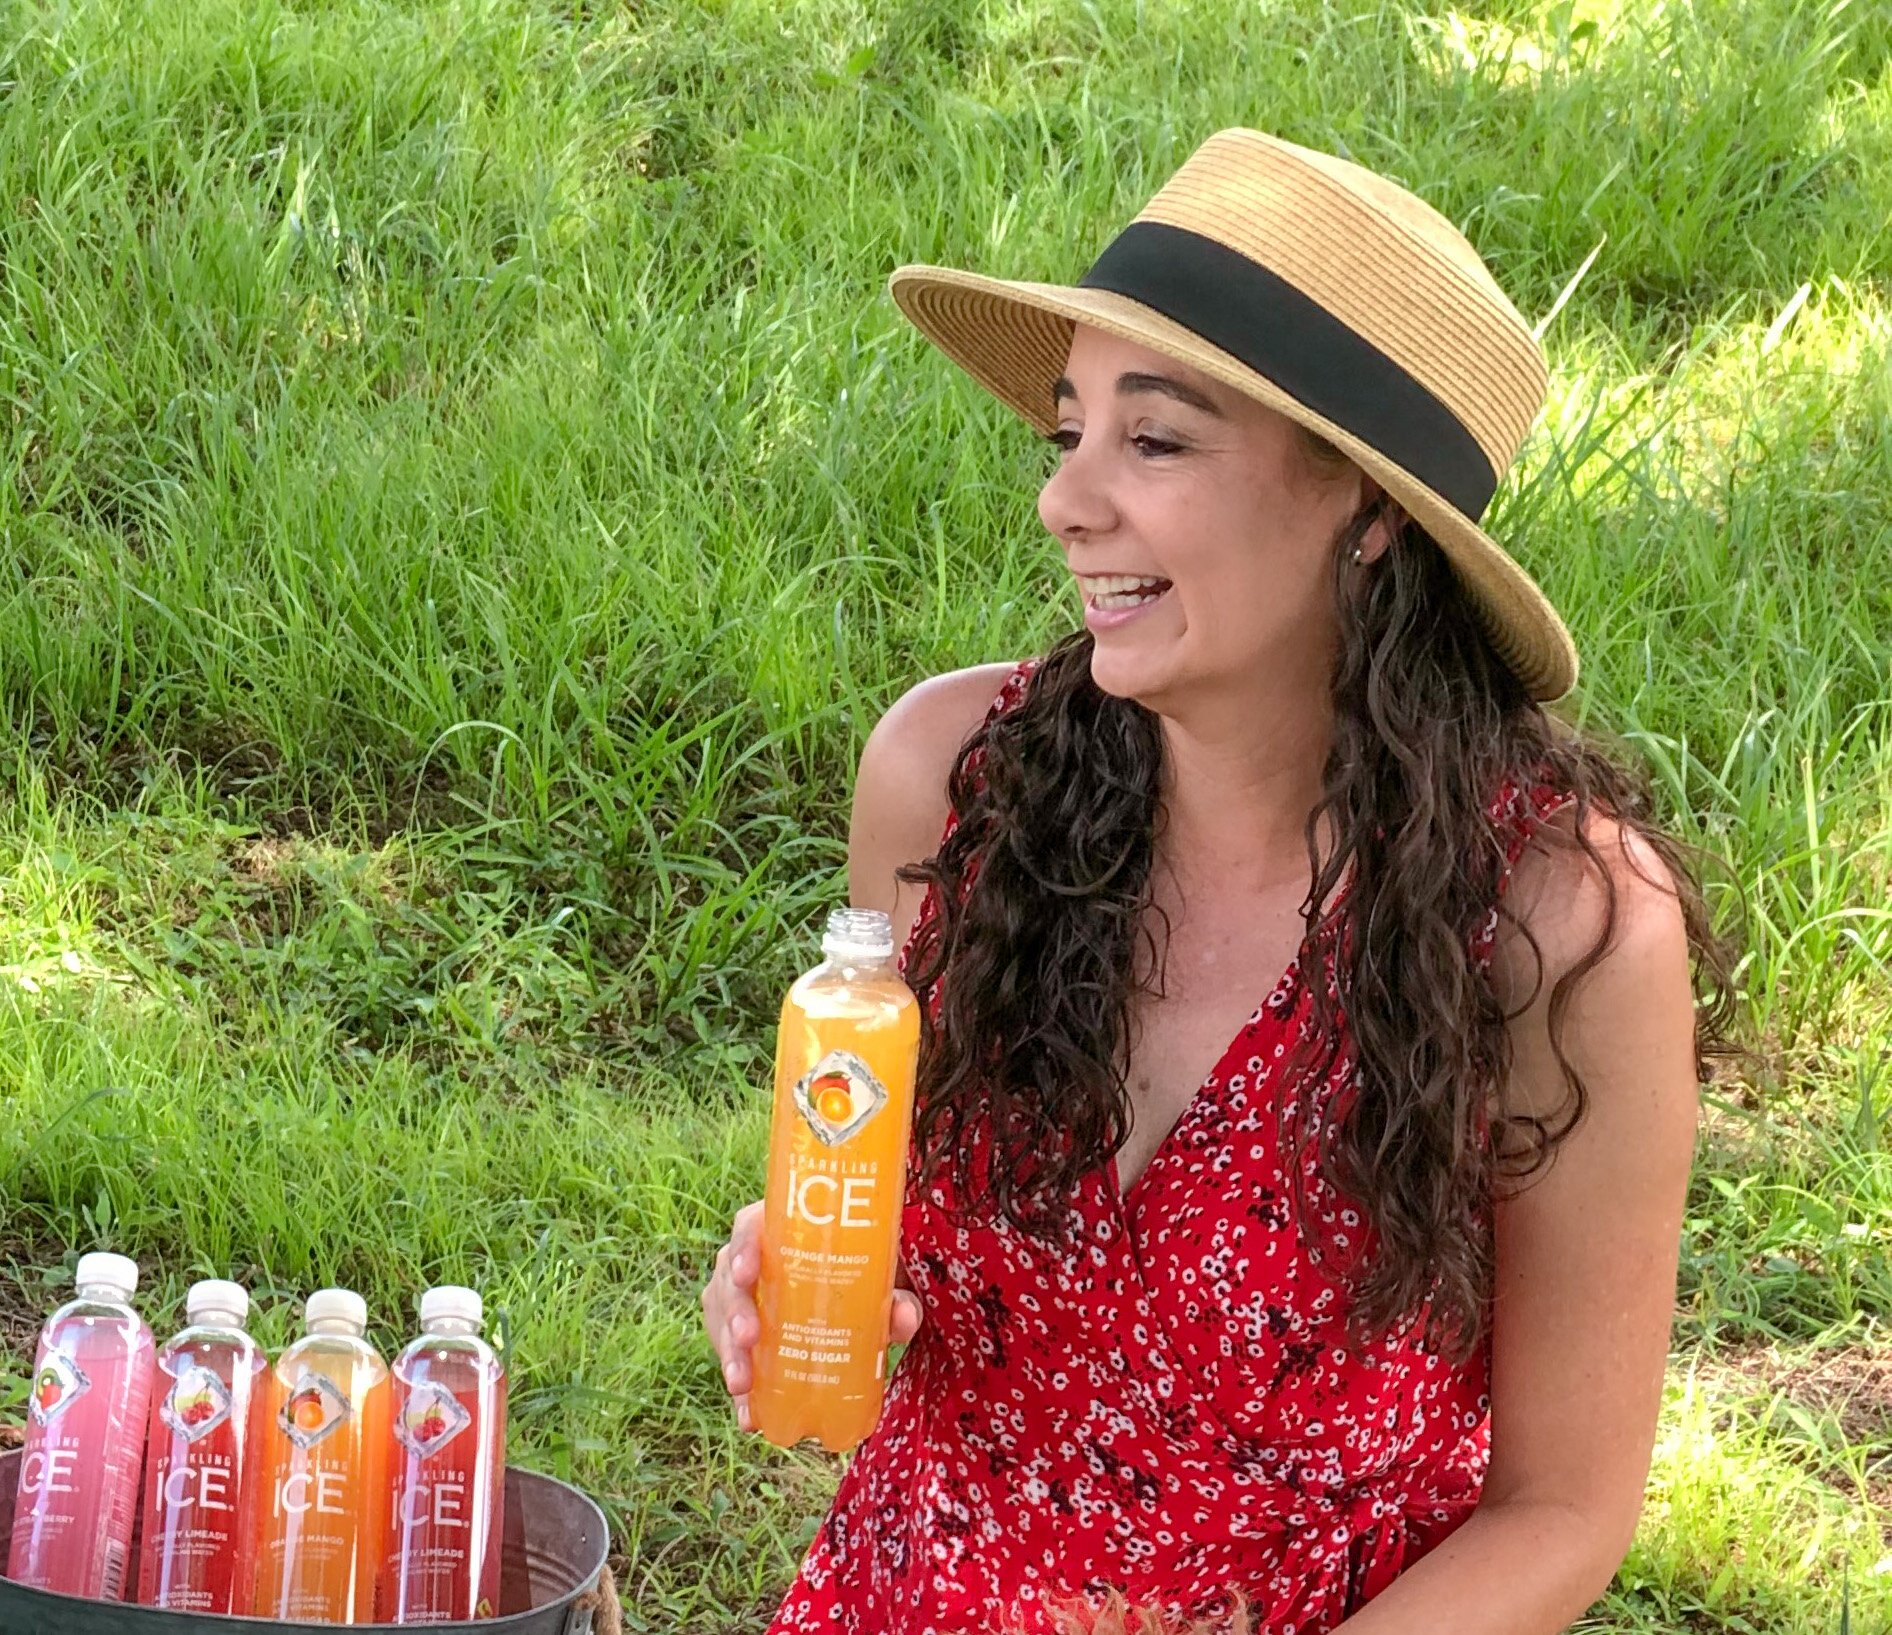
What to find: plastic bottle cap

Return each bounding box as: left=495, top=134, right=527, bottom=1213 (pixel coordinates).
left=822, top=906, right=894, bottom=962
left=186, top=1279, right=250, bottom=1324
left=74, top=1252, right=140, bottom=1300
left=419, top=1285, right=484, bottom=1331
left=305, top=1287, right=368, bottom=1334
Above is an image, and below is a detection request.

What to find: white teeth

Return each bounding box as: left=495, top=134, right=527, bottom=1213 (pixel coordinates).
left=1079, top=573, right=1170, bottom=612
left=1079, top=574, right=1168, bottom=595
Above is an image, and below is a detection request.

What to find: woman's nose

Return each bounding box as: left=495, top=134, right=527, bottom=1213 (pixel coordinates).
left=1037, top=439, right=1117, bottom=543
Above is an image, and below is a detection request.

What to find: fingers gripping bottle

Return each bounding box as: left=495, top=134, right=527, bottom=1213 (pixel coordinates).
left=380, top=1286, right=507, bottom=1624
left=6, top=1252, right=156, bottom=1599
left=251, top=1288, right=391, bottom=1623
left=752, top=907, right=921, bottom=1452
left=136, top=1279, right=269, bottom=1613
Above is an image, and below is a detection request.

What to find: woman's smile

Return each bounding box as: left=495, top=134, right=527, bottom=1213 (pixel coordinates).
left=1078, top=572, right=1174, bottom=627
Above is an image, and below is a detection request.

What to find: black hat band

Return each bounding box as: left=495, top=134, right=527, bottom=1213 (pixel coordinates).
left=1078, top=221, right=1499, bottom=522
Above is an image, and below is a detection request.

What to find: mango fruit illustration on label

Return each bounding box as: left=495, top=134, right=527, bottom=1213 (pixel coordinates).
left=161, top=1364, right=234, bottom=1443
left=278, top=1370, right=352, bottom=1450
left=792, top=1049, right=889, bottom=1146
left=393, top=1380, right=471, bottom=1459
left=28, top=1352, right=89, bottom=1426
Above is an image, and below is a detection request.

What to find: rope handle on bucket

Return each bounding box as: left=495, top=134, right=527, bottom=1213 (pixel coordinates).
left=565, top=1563, right=623, bottom=1635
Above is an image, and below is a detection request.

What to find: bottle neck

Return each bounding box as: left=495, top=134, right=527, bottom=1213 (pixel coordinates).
left=308, top=1320, right=364, bottom=1338
left=821, top=945, right=897, bottom=975
left=190, top=1310, right=245, bottom=1331
left=75, top=1284, right=131, bottom=1305
left=426, top=1317, right=480, bottom=1338
left=821, top=908, right=894, bottom=968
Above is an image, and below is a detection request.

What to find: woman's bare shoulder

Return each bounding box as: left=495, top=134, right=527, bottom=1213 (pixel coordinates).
left=1499, top=807, right=1688, bottom=975
left=847, top=662, right=1026, bottom=935
left=1493, top=803, right=1694, bottom=1119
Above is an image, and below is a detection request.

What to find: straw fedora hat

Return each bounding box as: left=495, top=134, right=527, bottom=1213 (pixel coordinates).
left=888, top=128, right=1579, bottom=702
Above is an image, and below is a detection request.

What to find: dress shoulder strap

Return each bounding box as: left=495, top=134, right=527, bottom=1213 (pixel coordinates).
left=983, top=657, right=1041, bottom=728
left=1474, top=769, right=1580, bottom=969
left=896, top=657, right=1042, bottom=980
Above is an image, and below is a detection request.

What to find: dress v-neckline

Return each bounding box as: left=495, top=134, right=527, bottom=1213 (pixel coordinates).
left=1105, top=867, right=1354, bottom=1213
left=1106, top=938, right=1313, bottom=1212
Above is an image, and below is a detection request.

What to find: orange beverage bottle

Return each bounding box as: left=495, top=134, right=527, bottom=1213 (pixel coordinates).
left=751, top=907, right=920, bottom=1452
left=250, top=1288, right=391, bottom=1623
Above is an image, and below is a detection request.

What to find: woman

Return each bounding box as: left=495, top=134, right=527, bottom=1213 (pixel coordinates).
left=702, top=129, right=1729, bottom=1635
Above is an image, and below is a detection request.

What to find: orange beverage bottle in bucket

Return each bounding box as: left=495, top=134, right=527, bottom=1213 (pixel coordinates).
left=751, top=908, right=920, bottom=1452
left=250, top=1289, right=391, bottom=1623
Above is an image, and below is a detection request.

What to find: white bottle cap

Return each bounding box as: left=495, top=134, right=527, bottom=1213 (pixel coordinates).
left=822, top=907, right=894, bottom=962
left=305, top=1287, right=368, bottom=1335
left=74, top=1252, right=140, bottom=1300
left=186, top=1279, right=250, bottom=1325
left=419, top=1286, right=483, bottom=1331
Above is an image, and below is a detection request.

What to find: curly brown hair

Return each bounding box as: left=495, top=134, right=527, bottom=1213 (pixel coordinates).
left=899, top=455, right=1737, bottom=1360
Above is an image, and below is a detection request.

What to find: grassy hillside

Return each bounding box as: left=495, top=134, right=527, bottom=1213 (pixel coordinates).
left=1, top=0, right=1888, bottom=1627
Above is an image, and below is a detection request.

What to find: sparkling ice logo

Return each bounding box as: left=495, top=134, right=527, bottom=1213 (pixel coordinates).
left=394, top=1380, right=471, bottom=1459
left=279, top=1369, right=352, bottom=1451
left=161, top=1365, right=234, bottom=1443
left=29, top=1351, right=90, bottom=1427
left=793, top=1049, right=889, bottom=1147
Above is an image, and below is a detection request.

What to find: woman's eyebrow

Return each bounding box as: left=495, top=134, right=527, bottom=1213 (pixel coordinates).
left=1051, top=371, right=1226, bottom=417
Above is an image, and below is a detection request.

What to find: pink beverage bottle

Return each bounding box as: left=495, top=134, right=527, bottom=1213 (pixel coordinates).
left=6, top=1252, right=156, bottom=1599
left=135, top=1279, right=269, bottom=1613
left=380, top=1286, right=506, bottom=1623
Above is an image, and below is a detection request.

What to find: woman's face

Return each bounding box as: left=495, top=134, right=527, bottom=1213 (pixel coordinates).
left=1038, top=326, right=1375, bottom=715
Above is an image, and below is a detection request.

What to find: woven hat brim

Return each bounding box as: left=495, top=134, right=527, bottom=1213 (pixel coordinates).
left=889, top=264, right=1578, bottom=703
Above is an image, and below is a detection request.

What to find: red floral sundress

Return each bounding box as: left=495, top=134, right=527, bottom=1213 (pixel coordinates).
left=767, top=661, right=1573, bottom=1635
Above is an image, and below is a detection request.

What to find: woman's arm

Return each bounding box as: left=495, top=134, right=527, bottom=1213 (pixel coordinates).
left=1334, top=812, right=1701, bottom=1634
left=701, top=660, right=1020, bottom=1429
left=845, top=661, right=1020, bottom=952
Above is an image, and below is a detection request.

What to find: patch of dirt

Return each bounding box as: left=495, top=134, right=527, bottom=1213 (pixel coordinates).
left=17, top=713, right=460, bottom=847
left=0, top=1236, right=62, bottom=1443
left=1705, top=1341, right=1892, bottom=1447
left=0, top=1242, right=51, bottom=1365
left=1695, top=1339, right=1892, bottom=1528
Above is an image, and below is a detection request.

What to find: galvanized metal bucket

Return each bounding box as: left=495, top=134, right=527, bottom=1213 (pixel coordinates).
left=0, top=1448, right=613, bottom=1634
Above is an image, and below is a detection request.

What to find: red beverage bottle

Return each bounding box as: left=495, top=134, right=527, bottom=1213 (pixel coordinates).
left=379, top=1286, right=507, bottom=1623
left=6, top=1252, right=156, bottom=1600
left=136, top=1279, right=269, bottom=1613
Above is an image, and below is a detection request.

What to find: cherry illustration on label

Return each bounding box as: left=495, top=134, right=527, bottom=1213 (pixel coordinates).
left=394, top=1380, right=472, bottom=1459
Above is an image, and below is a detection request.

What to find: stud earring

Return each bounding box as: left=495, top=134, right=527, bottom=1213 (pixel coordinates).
left=1351, top=545, right=1365, bottom=565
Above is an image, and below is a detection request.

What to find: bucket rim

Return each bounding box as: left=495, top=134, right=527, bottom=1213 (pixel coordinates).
left=0, top=1449, right=612, bottom=1632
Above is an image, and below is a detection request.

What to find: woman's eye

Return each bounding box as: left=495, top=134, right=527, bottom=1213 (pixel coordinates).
left=1043, top=429, right=1184, bottom=459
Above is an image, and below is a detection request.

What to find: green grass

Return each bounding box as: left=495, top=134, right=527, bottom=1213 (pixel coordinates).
left=0, top=0, right=1889, bottom=1627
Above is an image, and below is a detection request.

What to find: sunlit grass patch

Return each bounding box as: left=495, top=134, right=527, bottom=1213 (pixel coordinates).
left=0, top=0, right=1888, bottom=1627
left=1603, top=1363, right=1891, bottom=1631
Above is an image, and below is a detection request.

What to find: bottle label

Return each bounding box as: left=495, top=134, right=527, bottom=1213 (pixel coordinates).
left=278, top=1368, right=351, bottom=1450
left=394, top=1379, right=472, bottom=1459
left=161, top=1365, right=234, bottom=1443
left=27, top=1351, right=89, bottom=1427
left=793, top=1049, right=889, bottom=1146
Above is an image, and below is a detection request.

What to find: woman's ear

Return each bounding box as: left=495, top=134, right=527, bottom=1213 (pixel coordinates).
left=1355, top=479, right=1406, bottom=565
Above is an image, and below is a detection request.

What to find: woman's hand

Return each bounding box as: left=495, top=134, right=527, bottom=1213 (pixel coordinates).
left=702, top=1199, right=928, bottom=1432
